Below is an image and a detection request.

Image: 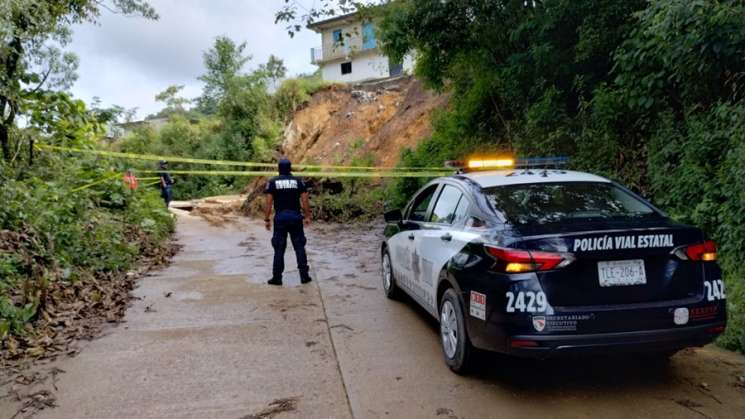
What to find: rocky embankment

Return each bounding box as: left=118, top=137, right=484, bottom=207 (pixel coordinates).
left=241, top=76, right=449, bottom=214
left=281, top=76, right=448, bottom=167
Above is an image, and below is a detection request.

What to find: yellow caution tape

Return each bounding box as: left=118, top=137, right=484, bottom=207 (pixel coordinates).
left=72, top=174, right=163, bottom=193
left=70, top=172, right=121, bottom=193
left=36, top=144, right=451, bottom=173
left=136, top=169, right=443, bottom=178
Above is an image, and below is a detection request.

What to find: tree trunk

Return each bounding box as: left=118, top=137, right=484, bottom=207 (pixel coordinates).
left=2, top=34, right=24, bottom=162
left=28, top=137, right=34, bottom=165
left=0, top=99, right=17, bottom=162
left=0, top=122, right=9, bottom=161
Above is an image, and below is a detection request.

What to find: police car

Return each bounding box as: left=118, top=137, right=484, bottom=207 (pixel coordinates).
left=381, top=157, right=727, bottom=373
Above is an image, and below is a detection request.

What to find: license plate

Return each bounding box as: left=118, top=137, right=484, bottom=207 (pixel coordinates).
left=597, top=259, right=646, bottom=287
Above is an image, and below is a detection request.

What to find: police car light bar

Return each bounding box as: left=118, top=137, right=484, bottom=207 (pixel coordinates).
left=446, top=156, right=570, bottom=172
left=468, top=158, right=515, bottom=169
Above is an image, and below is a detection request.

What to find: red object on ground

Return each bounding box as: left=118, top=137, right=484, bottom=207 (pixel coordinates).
left=123, top=172, right=139, bottom=190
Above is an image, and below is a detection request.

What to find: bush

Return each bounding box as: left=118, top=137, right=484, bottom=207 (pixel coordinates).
left=310, top=154, right=386, bottom=221
left=272, top=74, right=329, bottom=122
left=643, top=103, right=745, bottom=351
left=116, top=116, right=252, bottom=201
left=0, top=154, right=174, bottom=340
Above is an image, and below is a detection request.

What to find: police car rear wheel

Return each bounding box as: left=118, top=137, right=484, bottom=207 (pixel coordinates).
left=382, top=250, right=402, bottom=299
left=440, top=288, right=474, bottom=374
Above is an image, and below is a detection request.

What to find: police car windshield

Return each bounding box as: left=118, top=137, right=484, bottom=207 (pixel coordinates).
left=485, top=182, right=659, bottom=225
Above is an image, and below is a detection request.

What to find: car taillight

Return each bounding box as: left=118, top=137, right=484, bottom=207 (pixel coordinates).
left=675, top=240, right=717, bottom=261
left=707, top=325, right=726, bottom=334
left=510, top=339, right=540, bottom=348
left=485, top=245, right=574, bottom=273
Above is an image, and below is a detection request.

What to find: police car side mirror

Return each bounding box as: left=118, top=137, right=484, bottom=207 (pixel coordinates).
left=384, top=208, right=402, bottom=223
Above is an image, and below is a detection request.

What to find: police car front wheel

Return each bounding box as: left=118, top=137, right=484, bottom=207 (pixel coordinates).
left=439, top=288, right=474, bottom=374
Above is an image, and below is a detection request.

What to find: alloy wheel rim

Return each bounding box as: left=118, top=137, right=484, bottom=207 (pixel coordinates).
left=440, top=301, right=458, bottom=359
left=382, top=254, right=392, bottom=290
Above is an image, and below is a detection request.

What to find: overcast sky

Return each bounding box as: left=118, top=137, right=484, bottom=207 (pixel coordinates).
left=68, top=0, right=318, bottom=119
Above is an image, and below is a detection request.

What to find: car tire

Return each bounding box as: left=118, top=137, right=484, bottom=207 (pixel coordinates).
left=439, top=288, right=474, bottom=374
left=382, top=249, right=402, bottom=300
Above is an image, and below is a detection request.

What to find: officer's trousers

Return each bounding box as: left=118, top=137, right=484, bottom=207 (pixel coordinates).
left=271, top=211, right=309, bottom=281
left=161, top=186, right=172, bottom=207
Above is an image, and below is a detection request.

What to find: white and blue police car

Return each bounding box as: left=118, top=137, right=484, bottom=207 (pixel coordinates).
left=381, top=157, right=727, bottom=373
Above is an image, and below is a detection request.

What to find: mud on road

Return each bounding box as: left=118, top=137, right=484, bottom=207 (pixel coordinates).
left=3, top=214, right=745, bottom=418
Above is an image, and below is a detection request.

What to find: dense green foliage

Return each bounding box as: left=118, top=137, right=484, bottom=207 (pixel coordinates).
left=373, top=0, right=745, bottom=352
left=0, top=106, right=174, bottom=342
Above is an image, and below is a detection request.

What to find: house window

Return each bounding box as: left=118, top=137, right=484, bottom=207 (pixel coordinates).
left=341, top=62, right=352, bottom=75
left=332, top=29, right=343, bottom=44
left=362, top=22, right=376, bottom=50
left=389, top=57, right=403, bottom=77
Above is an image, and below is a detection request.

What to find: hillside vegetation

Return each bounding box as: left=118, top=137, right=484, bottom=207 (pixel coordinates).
left=1, top=150, right=175, bottom=360
left=0, top=1, right=171, bottom=360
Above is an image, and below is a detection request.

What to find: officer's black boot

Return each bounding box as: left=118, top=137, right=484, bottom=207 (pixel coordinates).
left=300, top=275, right=312, bottom=284
left=267, top=277, right=283, bottom=286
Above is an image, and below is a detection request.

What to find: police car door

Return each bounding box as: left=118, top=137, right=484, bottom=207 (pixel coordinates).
left=416, top=184, right=475, bottom=315
left=388, top=183, right=440, bottom=301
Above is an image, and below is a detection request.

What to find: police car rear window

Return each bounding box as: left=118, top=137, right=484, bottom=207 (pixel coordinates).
left=485, top=182, right=659, bottom=225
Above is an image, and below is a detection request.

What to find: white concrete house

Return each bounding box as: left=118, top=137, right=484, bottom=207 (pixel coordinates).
left=308, top=12, right=414, bottom=83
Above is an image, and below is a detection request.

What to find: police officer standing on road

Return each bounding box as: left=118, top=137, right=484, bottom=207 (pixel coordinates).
left=264, top=158, right=312, bottom=286
left=158, top=160, right=174, bottom=207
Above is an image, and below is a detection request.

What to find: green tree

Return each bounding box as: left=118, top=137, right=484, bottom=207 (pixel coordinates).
left=89, top=96, right=138, bottom=125
left=258, top=54, right=287, bottom=90
left=217, top=71, right=271, bottom=162
left=275, top=0, right=363, bottom=37
left=154, top=84, right=191, bottom=115
left=196, top=36, right=251, bottom=114
left=0, top=0, right=157, bottom=161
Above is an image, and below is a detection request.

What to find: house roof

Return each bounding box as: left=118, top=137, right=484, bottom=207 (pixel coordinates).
left=307, top=11, right=360, bottom=31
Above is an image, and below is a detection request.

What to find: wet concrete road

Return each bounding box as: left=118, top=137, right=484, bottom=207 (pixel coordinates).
left=29, top=215, right=745, bottom=418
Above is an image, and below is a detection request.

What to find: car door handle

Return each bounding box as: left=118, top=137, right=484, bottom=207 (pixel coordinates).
left=408, top=233, right=415, bottom=240
left=440, top=233, right=452, bottom=242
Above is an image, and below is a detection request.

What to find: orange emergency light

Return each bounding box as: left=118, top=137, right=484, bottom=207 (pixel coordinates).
left=466, top=158, right=515, bottom=169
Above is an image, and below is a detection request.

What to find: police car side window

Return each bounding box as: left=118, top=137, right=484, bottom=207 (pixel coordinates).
left=408, top=185, right=438, bottom=222
left=452, top=195, right=470, bottom=225
left=430, top=185, right=463, bottom=224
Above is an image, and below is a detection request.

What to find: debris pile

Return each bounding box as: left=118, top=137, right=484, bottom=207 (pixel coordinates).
left=171, top=195, right=246, bottom=226
left=0, top=230, right=178, bottom=366
left=241, top=76, right=449, bottom=215
left=281, top=76, right=448, bottom=168
left=350, top=89, right=377, bottom=103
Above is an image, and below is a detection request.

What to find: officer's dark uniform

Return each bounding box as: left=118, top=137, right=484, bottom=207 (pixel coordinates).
left=264, top=160, right=311, bottom=284
left=158, top=161, right=173, bottom=207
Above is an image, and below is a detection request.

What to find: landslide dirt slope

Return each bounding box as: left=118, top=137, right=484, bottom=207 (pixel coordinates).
left=241, top=76, right=448, bottom=214
left=281, top=76, right=448, bottom=168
